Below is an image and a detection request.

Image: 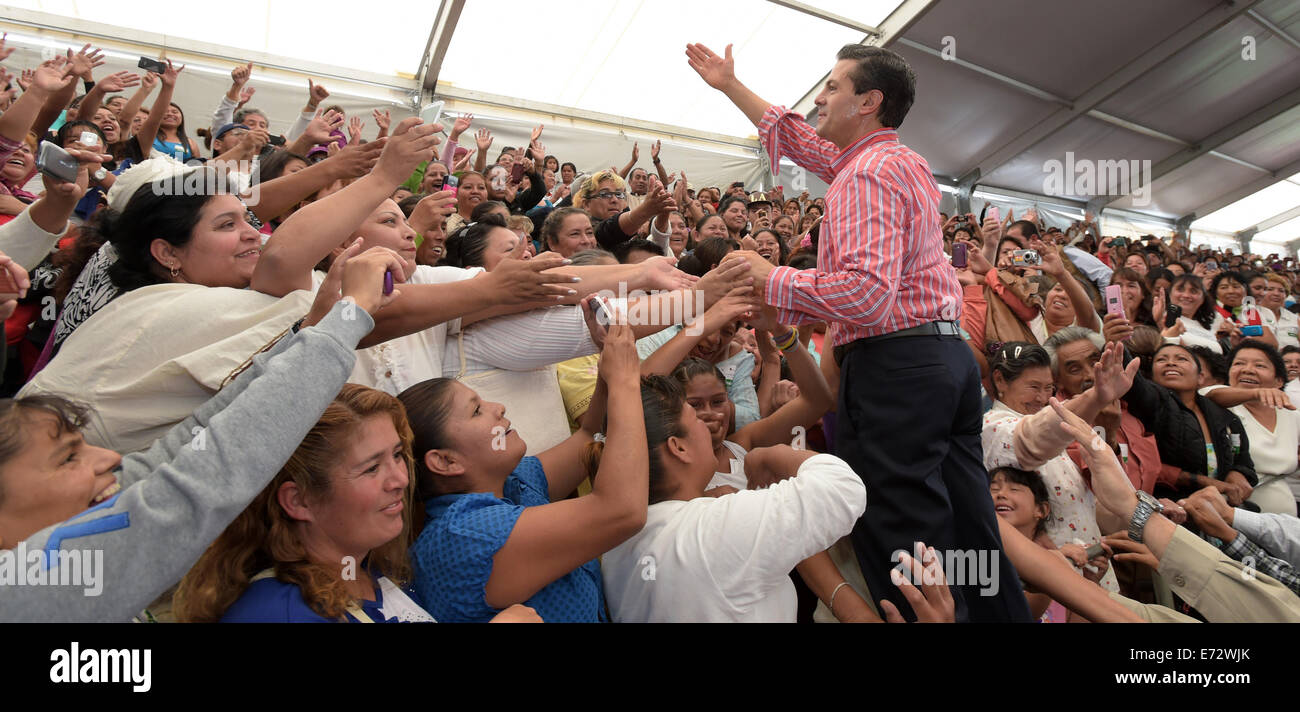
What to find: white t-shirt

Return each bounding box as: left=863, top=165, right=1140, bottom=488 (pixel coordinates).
left=1175, top=316, right=1222, bottom=354
left=348, top=265, right=481, bottom=395
left=708, top=440, right=750, bottom=491
left=1274, top=309, right=1300, bottom=351
left=602, top=454, right=866, bottom=622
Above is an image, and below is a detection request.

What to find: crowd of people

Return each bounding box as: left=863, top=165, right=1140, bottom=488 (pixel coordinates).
left=2, top=36, right=1299, bottom=624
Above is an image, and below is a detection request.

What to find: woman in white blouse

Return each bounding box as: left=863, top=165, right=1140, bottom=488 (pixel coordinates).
left=601, top=376, right=866, bottom=622
left=980, top=341, right=1138, bottom=593
left=1204, top=342, right=1300, bottom=516
left=1253, top=272, right=1299, bottom=350
left=1164, top=273, right=1225, bottom=354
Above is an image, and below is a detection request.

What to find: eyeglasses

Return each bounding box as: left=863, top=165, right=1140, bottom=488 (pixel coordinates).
left=593, top=190, right=626, bottom=200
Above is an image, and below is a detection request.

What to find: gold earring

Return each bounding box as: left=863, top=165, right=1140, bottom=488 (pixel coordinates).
left=170, top=263, right=180, bottom=279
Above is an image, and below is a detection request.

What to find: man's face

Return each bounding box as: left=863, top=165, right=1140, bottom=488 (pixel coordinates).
left=628, top=168, right=649, bottom=195
left=241, top=112, right=269, bottom=132
left=748, top=203, right=772, bottom=229
left=814, top=59, right=875, bottom=147
left=215, top=126, right=248, bottom=153
left=1054, top=339, right=1101, bottom=398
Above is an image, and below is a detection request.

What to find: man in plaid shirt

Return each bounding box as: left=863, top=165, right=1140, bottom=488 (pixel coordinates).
left=688, top=42, right=1032, bottom=621
left=1184, top=487, right=1300, bottom=596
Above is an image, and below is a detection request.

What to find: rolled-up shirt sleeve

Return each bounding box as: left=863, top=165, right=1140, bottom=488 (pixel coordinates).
left=757, top=106, right=839, bottom=184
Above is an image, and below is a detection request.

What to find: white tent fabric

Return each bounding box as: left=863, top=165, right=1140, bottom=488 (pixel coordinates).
left=3, top=0, right=1298, bottom=251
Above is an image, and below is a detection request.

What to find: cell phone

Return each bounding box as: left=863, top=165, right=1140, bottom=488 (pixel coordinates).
left=1206, top=260, right=1218, bottom=270
left=589, top=295, right=615, bottom=329
left=419, top=100, right=445, bottom=130
left=1110, top=237, right=1128, bottom=248
left=383, top=270, right=394, bottom=296
left=138, top=56, right=167, bottom=74
left=1011, top=249, right=1040, bottom=267
left=1166, top=303, right=1182, bottom=325
left=444, top=174, right=458, bottom=189
left=78, top=131, right=99, bottom=148
left=987, top=205, right=1000, bottom=224
left=952, top=242, right=968, bottom=268
left=267, top=134, right=286, bottom=147
left=1241, top=324, right=1264, bottom=337
left=36, top=141, right=80, bottom=183
left=1105, top=284, right=1126, bottom=320
left=509, top=161, right=526, bottom=184
left=1084, top=543, right=1105, bottom=559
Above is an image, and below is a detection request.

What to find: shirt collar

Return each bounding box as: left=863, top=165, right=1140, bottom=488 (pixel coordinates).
left=829, top=127, right=898, bottom=173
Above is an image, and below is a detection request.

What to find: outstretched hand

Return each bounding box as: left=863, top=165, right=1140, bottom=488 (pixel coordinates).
left=685, top=43, right=736, bottom=91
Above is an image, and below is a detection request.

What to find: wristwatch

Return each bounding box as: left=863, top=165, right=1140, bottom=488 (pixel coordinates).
left=1128, top=490, right=1164, bottom=544
left=92, top=167, right=107, bottom=181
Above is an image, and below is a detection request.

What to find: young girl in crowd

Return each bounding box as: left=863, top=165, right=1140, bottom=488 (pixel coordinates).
left=397, top=323, right=647, bottom=622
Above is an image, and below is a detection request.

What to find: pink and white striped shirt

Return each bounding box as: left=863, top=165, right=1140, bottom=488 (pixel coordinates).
left=759, top=106, right=961, bottom=346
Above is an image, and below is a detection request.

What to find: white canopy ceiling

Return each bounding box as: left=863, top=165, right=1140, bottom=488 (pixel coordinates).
left=3, top=0, right=1299, bottom=251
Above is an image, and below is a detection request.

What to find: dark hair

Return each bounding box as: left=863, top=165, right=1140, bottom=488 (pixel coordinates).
left=989, top=466, right=1050, bottom=537
left=695, top=213, right=726, bottom=237
left=0, top=395, right=90, bottom=507
left=717, top=195, right=747, bottom=222
left=544, top=155, right=559, bottom=170
left=1282, top=345, right=1300, bottom=358
left=102, top=169, right=239, bottom=291
left=612, top=238, right=665, bottom=263
left=56, top=120, right=106, bottom=149
left=1170, top=273, right=1215, bottom=329
left=396, top=193, right=426, bottom=218
left=396, top=378, right=462, bottom=499
left=1146, top=267, right=1175, bottom=289
left=541, top=206, right=589, bottom=251
left=834, top=44, right=916, bottom=128
left=1110, top=267, right=1154, bottom=327
left=671, top=357, right=727, bottom=391
left=787, top=251, right=817, bottom=271
left=470, top=200, right=509, bottom=222
left=987, top=342, right=1051, bottom=399
left=637, top=376, right=689, bottom=504
left=560, top=161, right=577, bottom=174
left=1228, top=340, right=1287, bottom=387
left=1007, top=220, right=1039, bottom=240
left=440, top=213, right=509, bottom=268
left=1209, top=270, right=1247, bottom=305
left=1184, top=345, right=1225, bottom=384
left=692, top=237, right=737, bottom=273
left=253, top=150, right=309, bottom=185
left=750, top=228, right=790, bottom=266
left=164, top=102, right=193, bottom=158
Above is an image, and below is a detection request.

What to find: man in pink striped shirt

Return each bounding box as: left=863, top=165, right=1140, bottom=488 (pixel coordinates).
left=688, top=42, right=1031, bottom=621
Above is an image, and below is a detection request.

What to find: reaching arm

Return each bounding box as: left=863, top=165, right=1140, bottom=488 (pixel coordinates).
left=734, top=320, right=835, bottom=451
left=118, top=74, right=154, bottom=133
left=485, top=324, right=647, bottom=609
left=685, top=43, right=773, bottom=130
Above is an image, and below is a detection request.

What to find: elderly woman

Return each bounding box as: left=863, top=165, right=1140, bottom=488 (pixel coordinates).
left=1198, top=341, right=1300, bottom=516
left=981, top=341, right=1136, bottom=592
left=176, top=383, right=539, bottom=623
left=540, top=207, right=597, bottom=258
left=1254, top=272, right=1298, bottom=350
left=1210, top=270, right=1277, bottom=349
left=573, top=169, right=670, bottom=252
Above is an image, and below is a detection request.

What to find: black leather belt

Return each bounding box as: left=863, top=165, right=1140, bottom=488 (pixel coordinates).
left=833, top=321, right=961, bottom=367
